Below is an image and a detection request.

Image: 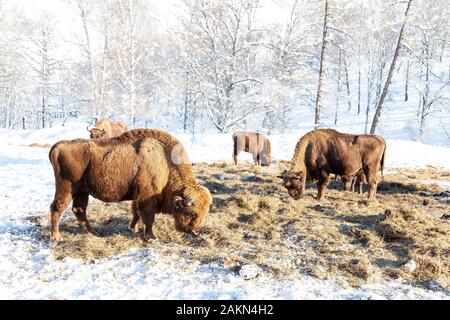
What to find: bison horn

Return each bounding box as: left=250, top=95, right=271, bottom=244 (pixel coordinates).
left=277, top=170, right=288, bottom=179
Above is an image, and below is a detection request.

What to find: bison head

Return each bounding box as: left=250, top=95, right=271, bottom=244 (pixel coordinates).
left=172, top=185, right=212, bottom=234
left=280, top=170, right=305, bottom=200
left=90, top=128, right=106, bottom=139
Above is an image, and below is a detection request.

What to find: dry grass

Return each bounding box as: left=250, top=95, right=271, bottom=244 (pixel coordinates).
left=32, top=161, right=450, bottom=289
left=24, top=143, right=52, bottom=148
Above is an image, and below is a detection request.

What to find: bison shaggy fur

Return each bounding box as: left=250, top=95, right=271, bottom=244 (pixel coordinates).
left=282, top=129, right=386, bottom=202
left=49, top=129, right=212, bottom=241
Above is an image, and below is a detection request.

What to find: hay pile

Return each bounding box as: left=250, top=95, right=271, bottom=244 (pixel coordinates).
left=34, top=162, right=450, bottom=289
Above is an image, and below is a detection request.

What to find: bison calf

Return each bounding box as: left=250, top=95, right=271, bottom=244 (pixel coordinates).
left=49, top=129, right=212, bottom=241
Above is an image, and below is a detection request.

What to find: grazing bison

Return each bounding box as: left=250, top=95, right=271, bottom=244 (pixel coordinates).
left=281, top=129, right=386, bottom=202
left=232, top=131, right=271, bottom=166
left=49, top=129, right=212, bottom=241
left=88, top=118, right=128, bottom=139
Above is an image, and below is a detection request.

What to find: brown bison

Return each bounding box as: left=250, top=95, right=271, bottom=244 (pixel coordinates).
left=232, top=131, right=271, bottom=166
left=49, top=129, right=212, bottom=241
left=281, top=129, right=386, bottom=202
left=88, top=118, right=128, bottom=139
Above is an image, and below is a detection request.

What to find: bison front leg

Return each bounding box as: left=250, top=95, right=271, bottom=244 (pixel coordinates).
left=316, top=173, right=330, bottom=202
left=233, top=151, right=238, bottom=165
left=72, top=192, right=97, bottom=236
left=50, top=181, right=73, bottom=241
left=136, top=199, right=158, bottom=241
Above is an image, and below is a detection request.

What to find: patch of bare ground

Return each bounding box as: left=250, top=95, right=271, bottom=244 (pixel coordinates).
left=23, top=143, right=52, bottom=148
left=32, top=161, right=449, bottom=289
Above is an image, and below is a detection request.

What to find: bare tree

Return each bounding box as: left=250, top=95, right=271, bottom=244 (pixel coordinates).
left=370, top=0, right=414, bottom=134
left=180, top=0, right=263, bottom=133
left=314, top=0, right=329, bottom=129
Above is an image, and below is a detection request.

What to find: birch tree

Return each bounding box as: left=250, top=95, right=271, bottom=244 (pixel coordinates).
left=314, top=0, right=329, bottom=129
left=370, top=0, right=414, bottom=134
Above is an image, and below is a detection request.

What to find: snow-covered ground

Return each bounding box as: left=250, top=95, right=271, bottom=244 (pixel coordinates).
left=0, top=121, right=449, bottom=299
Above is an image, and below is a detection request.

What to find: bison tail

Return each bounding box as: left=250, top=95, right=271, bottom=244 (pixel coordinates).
left=380, top=145, right=386, bottom=180
left=49, top=143, right=61, bottom=176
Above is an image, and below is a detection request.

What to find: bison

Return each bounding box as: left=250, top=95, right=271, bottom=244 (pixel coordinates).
left=281, top=129, right=386, bottom=202
left=232, top=131, right=271, bottom=166
left=49, top=129, right=212, bottom=241
left=88, top=118, right=128, bottom=139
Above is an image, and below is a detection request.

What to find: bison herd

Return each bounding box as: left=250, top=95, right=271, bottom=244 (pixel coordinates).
left=49, top=118, right=386, bottom=241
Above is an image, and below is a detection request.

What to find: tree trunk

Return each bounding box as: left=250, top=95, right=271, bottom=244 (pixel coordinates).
left=183, top=71, right=189, bottom=133
left=314, top=0, right=329, bottom=129
left=370, top=0, right=413, bottom=134
left=342, top=50, right=352, bottom=111
left=419, top=44, right=430, bottom=140
left=335, top=49, right=342, bottom=125
left=357, top=59, right=361, bottom=115
left=405, top=52, right=410, bottom=101
left=375, top=61, right=385, bottom=106
left=364, top=76, right=371, bottom=134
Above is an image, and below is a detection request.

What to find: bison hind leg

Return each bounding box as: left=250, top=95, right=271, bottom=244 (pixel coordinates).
left=72, top=192, right=97, bottom=236
left=135, top=200, right=158, bottom=241
left=363, top=167, right=378, bottom=204
left=50, top=182, right=73, bottom=241
left=129, top=201, right=142, bottom=233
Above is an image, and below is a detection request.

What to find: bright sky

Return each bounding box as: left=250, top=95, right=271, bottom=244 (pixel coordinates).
left=3, top=0, right=295, bottom=57
left=6, top=0, right=295, bottom=29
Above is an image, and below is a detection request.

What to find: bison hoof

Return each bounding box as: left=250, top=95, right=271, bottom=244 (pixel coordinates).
left=365, top=199, right=379, bottom=206
left=50, top=233, right=63, bottom=241
left=129, top=224, right=141, bottom=233
left=142, top=234, right=157, bottom=242
left=87, top=230, right=99, bottom=237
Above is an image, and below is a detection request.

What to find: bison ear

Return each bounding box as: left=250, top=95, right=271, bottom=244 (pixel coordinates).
left=173, top=196, right=193, bottom=209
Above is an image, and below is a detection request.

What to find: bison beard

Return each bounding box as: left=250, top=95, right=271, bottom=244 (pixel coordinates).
left=282, top=129, right=386, bottom=203
left=48, top=129, right=212, bottom=241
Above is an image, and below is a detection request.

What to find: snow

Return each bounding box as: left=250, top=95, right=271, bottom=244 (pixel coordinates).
left=13, top=119, right=448, bottom=168
left=0, top=122, right=449, bottom=299
left=421, top=180, right=450, bottom=191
